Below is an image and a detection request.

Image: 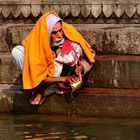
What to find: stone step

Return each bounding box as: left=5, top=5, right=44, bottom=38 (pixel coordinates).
left=0, top=24, right=140, bottom=54
left=0, top=53, right=139, bottom=89
left=0, top=84, right=140, bottom=118
left=87, top=54, right=140, bottom=89
left=0, top=53, right=20, bottom=84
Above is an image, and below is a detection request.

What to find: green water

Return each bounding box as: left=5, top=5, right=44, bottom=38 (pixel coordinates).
left=0, top=114, right=140, bottom=140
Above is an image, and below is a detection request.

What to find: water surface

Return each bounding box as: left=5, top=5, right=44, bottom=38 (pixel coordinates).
left=0, top=114, right=140, bottom=140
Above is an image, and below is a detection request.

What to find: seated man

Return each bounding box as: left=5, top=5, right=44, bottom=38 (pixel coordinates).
left=11, top=11, right=95, bottom=105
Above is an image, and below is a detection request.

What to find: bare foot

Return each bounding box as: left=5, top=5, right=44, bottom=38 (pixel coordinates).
left=57, top=82, right=67, bottom=89
left=56, top=90, right=64, bottom=94
left=30, top=91, right=42, bottom=105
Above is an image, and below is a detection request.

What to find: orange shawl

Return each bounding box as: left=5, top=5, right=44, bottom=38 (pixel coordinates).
left=22, top=11, right=95, bottom=89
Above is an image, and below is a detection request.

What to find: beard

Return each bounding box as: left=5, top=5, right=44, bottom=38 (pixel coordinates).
left=51, top=37, right=63, bottom=47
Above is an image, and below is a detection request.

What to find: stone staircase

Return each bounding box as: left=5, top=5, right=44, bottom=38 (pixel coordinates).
left=0, top=0, right=140, bottom=118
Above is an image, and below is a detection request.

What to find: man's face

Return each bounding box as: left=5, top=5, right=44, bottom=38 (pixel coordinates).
left=51, top=22, right=63, bottom=46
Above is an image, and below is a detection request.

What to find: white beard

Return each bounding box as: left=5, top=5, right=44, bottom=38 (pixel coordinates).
left=51, top=37, right=64, bottom=47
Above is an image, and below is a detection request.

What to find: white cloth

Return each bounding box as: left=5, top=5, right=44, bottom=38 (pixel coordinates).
left=11, top=45, right=24, bottom=73
left=11, top=43, right=92, bottom=77
left=54, top=42, right=83, bottom=77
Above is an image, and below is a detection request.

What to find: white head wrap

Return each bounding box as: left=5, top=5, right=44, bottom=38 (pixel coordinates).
left=46, top=14, right=63, bottom=77
left=46, top=14, right=62, bottom=38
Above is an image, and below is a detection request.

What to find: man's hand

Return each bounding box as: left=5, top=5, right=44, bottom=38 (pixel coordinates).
left=65, top=75, right=81, bottom=84
left=75, top=65, right=84, bottom=81
left=75, top=65, right=84, bottom=75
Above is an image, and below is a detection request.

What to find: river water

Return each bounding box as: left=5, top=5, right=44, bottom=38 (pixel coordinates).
left=0, top=114, right=140, bottom=140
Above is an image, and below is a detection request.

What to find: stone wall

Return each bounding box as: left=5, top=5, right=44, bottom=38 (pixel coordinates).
left=0, top=0, right=140, bottom=24
left=0, top=0, right=139, bottom=88
left=0, top=0, right=140, bottom=116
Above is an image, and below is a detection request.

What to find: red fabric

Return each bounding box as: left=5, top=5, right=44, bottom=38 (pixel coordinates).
left=61, top=39, right=72, bottom=55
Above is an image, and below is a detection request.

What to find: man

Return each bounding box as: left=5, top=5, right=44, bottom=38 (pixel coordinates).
left=11, top=11, right=95, bottom=105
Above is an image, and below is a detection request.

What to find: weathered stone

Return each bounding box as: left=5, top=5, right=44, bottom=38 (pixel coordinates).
left=31, top=4, right=41, bottom=17
left=86, top=55, right=140, bottom=89
left=42, top=5, right=50, bottom=14
left=21, top=5, right=30, bottom=18
left=0, top=0, right=139, bottom=23
left=75, top=24, right=140, bottom=55
left=1, top=84, right=140, bottom=118
left=50, top=5, right=60, bottom=14
left=114, top=4, right=124, bottom=18
left=0, top=54, right=20, bottom=84
left=1, top=6, right=12, bottom=18
left=81, top=5, right=91, bottom=18
left=125, top=4, right=136, bottom=17
left=103, top=5, right=114, bottom=17
left=0, top=1, right=139, bottom=23
left=7, top=25, right=33, bottom=45
left=0, top=54, right=139, bottom=89
left=60, top=5, right=71, bottom=17
left=0, top=0, right=139, bottom=120
left=4, top=24, right=140, bottom=55
left=137, top=4, right=140, bottom=15
left=0, top=6, right=1, bottom=14
left=11, top=5, right=21, bottom=18
left=91, top=4, right=102, bottom=18
left=0, top=26, right=10, bottom=52
left=0, top=0, right=139, bottom=5
left=0, top=24, right=139, bottom=54
left=0, top=86, right=14, bottom=113
left=0, top=0, right=22, bottom=3
left=71, top=5, right=80, bottom=17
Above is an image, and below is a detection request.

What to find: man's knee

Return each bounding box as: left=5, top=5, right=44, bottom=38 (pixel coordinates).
left=11, top=45, right=24, bottom=59
left=11, top=45, right=24, bottom=72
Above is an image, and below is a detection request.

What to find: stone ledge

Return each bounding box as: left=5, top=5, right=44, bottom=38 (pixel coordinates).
left=1, top=24, right=140, bottom=55
left=0, top=84, right=140, bottom=118
left=0, top=54, right=139, bottom=89
left=87, top=54, right=140, bottom=89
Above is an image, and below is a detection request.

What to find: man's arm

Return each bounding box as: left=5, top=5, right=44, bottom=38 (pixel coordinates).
left=75, top=59, right=93, bottom=77
left=44, top=76, right=66, bottom=83
left=72, top=42, right=93, bottom=77
left=43, top=75, right=80, bottom=84
left=81, top=59, right=93, bottom=75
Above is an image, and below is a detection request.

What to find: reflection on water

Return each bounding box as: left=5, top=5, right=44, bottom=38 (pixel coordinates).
left=0, top=114, right=140, bottom=140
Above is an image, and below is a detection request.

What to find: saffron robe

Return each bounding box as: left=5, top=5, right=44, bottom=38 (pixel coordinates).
left=22, top=11, right=95, bottom=89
